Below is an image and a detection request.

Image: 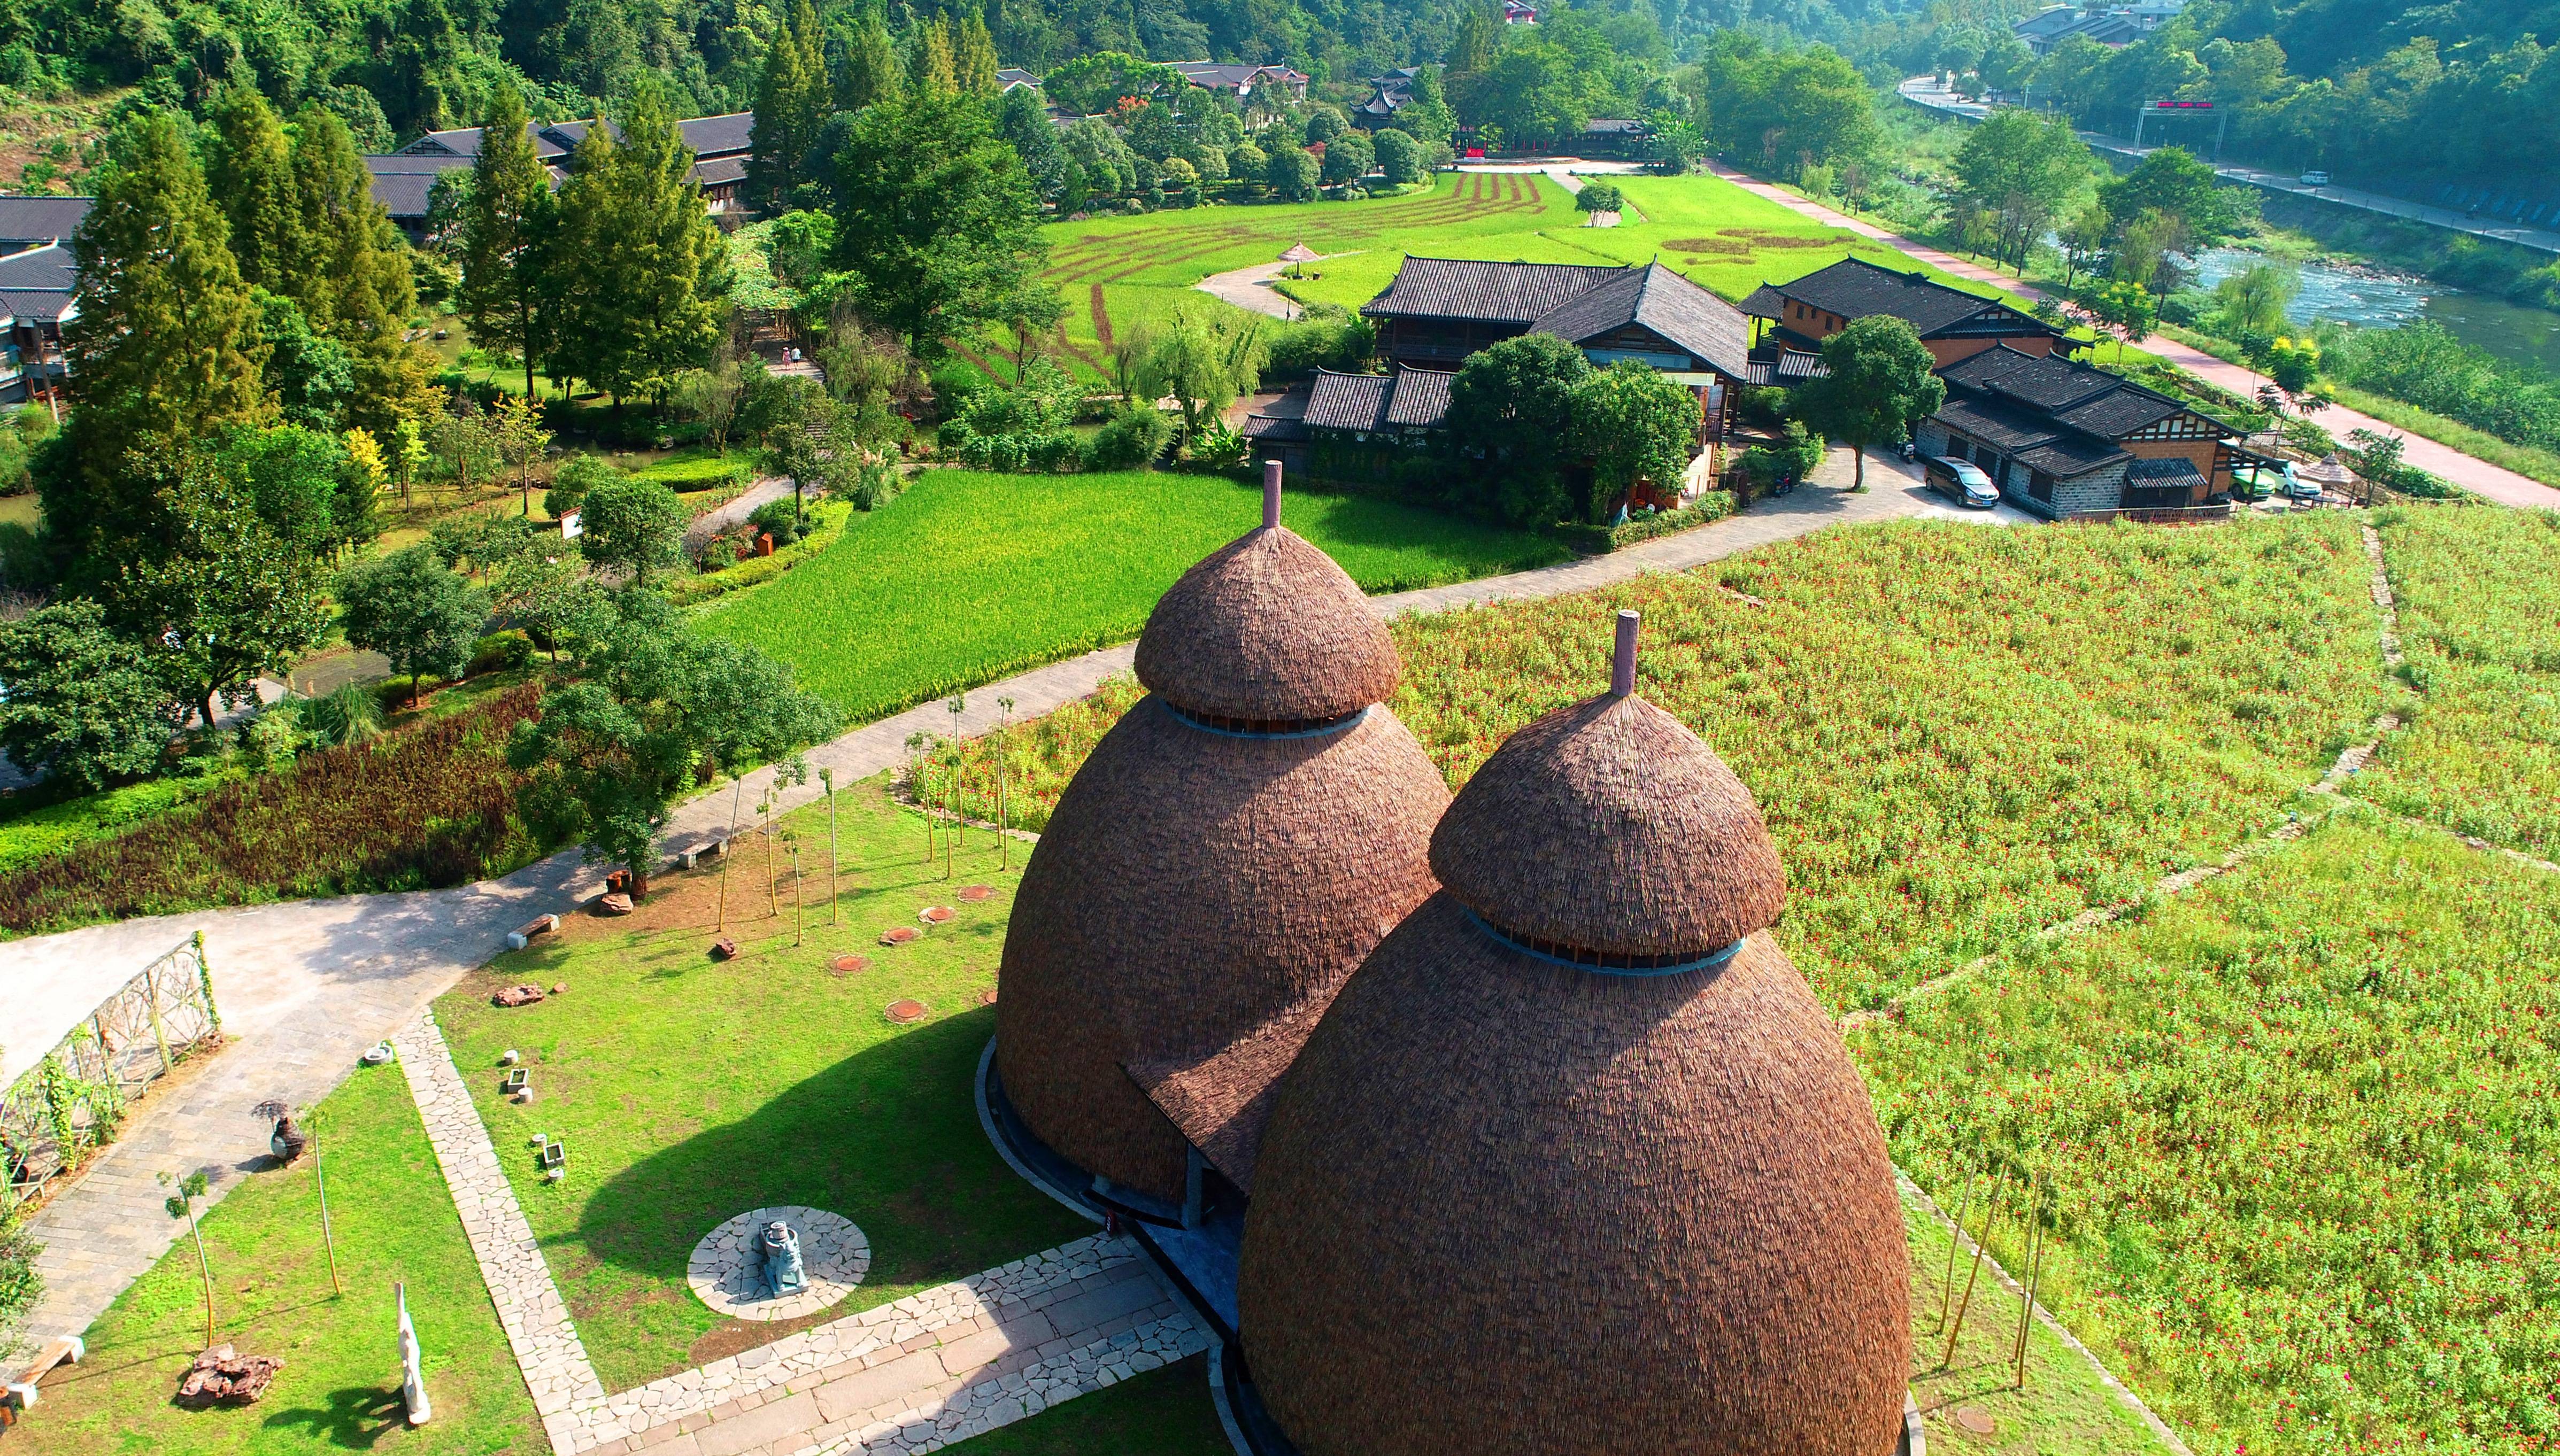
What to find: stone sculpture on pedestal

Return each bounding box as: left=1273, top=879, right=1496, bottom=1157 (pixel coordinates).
left=759, top=1220, right=806, bottom=1298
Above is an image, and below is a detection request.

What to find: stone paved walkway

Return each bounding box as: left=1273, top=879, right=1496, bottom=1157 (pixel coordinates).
left=3, top=455, right=1981, bottom=1353
left=1707, top=160, right=2560, bottom=512
left=400, top=1003, right=1201, bottom=1455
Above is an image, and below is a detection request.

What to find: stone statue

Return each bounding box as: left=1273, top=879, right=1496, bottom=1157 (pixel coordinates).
left=397, top=1282, right=431, bottom=1425
left=758, top=1220, right=806, bottom=1298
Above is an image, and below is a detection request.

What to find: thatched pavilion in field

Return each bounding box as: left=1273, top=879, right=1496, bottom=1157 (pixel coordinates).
left=1234, top=609, right=1914, bottom=1455
left=989, top=463, right=1448, bottom=1213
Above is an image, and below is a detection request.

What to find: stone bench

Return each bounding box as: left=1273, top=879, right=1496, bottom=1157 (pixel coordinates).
left=2, top=1335, right=83, bottom=1422
left=506, top=914, right=560, bottom=951
left=670, top=835, right=730, bottom=871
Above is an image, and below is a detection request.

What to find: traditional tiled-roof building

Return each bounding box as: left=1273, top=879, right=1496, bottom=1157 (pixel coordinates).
left=372, top=112, right=756, bottom=235
left=1739, top=256, right=2062, bottom=369
left=1918, top=344, right=2241, bottom=517
left=0, top=240, right=74, bottom=406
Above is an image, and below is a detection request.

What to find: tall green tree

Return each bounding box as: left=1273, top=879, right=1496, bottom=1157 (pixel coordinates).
left=336, top=546, right=491, bottom=707
left=954, top=11, right=1000, bottom=97
left=1571, top=362, right=1701, bottom=522
left=209, top=84, right=302, bottom=293
left=1949, top=109, right=2089, bottom=270
left=749, top=0, right=830, bottom=209
left=1444, top=331, right=1591, bottom=526
left=550, top=84, right=730, bottom=401
left=458, top=86, right=554, bottom=402
left=835, top=14, right=904, bottom=112
left=2099, top=146, right=2250, bottom=247
left=911, top=16, right=959, bottom=98
left=826, top=90, right=1045, bottom=358
left=0, top=601, right=178, bottom=791
left=1794, top=315, right=1945, bottom=491
left=289, top=105, right=434, bottom=435
left=577, top=474, right=689, bottom=583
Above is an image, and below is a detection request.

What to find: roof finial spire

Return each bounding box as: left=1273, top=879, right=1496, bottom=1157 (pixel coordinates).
left=1263, top=459, right=1284, bottom=530
left=1611, top=610, right=1639, bottom=697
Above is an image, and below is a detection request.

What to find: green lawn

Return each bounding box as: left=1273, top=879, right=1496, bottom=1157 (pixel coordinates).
left=431, top=779, right=1089, bottom=1391
left=943, top=1356, right=1230, bottom=1455
left=2361, top=504, right=2560, bottom=858
left=695, top=467, right=1568, bottom=721
left=17, top=1062, right=539, bottom=1455
left=1857, top=813, right=2560, bottom=1456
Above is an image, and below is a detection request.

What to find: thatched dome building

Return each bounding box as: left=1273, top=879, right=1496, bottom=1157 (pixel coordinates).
left=993, top=468, right=1448, bottom=1206
left=1236, top=612, right=1911, bottom=1456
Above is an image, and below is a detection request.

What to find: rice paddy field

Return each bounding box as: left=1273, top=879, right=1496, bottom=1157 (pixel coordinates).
left=2358, top=504, right=2560, bottom=860
left=1002, top=169, right=1970, bottom=388
left=1857, top=814, right=2560, bottom=1456
left=693, top=467, right=1566, bottom=721
left=928, top=513, right=2393, bottom=1010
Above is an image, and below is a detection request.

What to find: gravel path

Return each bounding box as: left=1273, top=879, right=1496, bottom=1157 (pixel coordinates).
left=1, top=449, right=1991, bottom=1353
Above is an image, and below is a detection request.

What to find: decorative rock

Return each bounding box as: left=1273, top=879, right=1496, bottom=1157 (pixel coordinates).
left=977, top=987, right=999, bottom=1008
left=919, top=905, right=955, bottom=925
left=879, top=926, right=920, bottom=946
left=551, top=982, right=567, bottom=995
left=511, top=1087, right=536, bottom=1105
left=710, top=939, right=738, bottom=961
left=175, top=1345, right=284, bottom=1406
left=499, top=1049, right=520, bottom=1066
left=957, top=885, right=994, bottom=903
left=885, top=999, right=928, bottom=1025
left=831, top=954, right=870, bottom=975
left=685, top=1207, right=871, bottom=1321
left=594, top=893, right=634, bottom=917
left=491, top=985, right=546, bottom=1008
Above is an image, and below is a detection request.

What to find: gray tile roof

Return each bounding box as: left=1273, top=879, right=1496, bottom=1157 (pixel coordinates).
left=0, top=287, right=70, bottom=323
left=1531, top=261, right=1752, bottom=376
left=2015, top=436, right=2127, bottom=477
left=1364, top=256, right=1624, bottom=324
left=1738, top=283, right=1785, bottom=320
left=1301, top=367, right=1455, bottom=432
left=1382, top=366, right=1454, bottom=426
left=0, top=243, right=74, bottom=292
left=1933, top=396, right=2068, bottom=454
left=678, top=113, right=757, bottom=158
left=399, top=113, right=754, bottom=162
left=1759, top=257, right=2053, bottom=339
left=367, top=171, right=456, bottom=220
left=2128, top=455, right=2209, bottom=485
left=1933, top=344, right=2216, bottom=478
left=0, top=195, right=92, bottom=247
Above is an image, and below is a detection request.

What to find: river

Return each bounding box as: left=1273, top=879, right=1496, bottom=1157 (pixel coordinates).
left=2190, top=246, right=2560, bottom=377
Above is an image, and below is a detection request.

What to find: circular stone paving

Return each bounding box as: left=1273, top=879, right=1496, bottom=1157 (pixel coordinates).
left=687, top=1207, right=870, bottom=1321
left=957, top=885, right=993, bottom=903
left=879, top=926, right=920, bottom=946
left=830, top=954, right=870, bottom=975
left=919, top=905, right=955, bottom=925
left=885, top=998, right=929, bottom=1024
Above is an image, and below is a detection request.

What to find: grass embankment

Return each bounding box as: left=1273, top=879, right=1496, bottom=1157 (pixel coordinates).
left=695, top=467, right=1568, bottom=721
left=16, top=1060, right=539, bottom=1455
left=433, top=778, right=1089, bottom=1390
left=2361, top=504, right=2560, bottom=858
left=938, top=514, right=2392, bottom=1009
left=1858, top=814, right=2560, bottom=1455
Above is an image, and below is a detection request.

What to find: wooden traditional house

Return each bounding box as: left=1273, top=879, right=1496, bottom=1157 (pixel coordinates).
left=1740, top=257, right=2062, bottom=369
left=1918, top=344, right=2242, bottom=519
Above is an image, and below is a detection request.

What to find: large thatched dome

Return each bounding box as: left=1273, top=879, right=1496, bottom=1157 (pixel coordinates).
left=1236, top=615, right=1910, bottom=1455
left=994, top=497, right=1446, bottom=1204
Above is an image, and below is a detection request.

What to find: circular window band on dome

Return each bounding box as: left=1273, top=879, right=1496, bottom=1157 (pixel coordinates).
left=1459, top=905, right=1746, bottom=977
left=1159, top=699, right=1372, bottom=741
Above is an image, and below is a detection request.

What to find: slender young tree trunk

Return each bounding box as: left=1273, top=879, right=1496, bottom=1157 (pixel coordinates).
left=188, top=1207, right=215, bottom=1347
left=313, top=1138, right=343, bottom=1296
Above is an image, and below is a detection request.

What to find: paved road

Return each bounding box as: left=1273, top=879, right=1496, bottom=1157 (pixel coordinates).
left=1706, top=161, right=2560, bottom=512
left=0, top=448, right=1984, bottom=1351
left=683, top=476, right=793, bottom=552
left=1895, top=77, right=2560, bottom=257
left=1193, top=258, right=1330, bottom=320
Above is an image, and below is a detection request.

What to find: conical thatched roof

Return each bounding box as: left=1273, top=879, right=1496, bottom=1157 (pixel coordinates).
left=1431, top=690, right=1786, bottom=958
left=1132, top=525, right=1399, bottom=724
left=997, top=492, right=1443, bottom=1203
left=1236, top=614, right=1909, bottom=1454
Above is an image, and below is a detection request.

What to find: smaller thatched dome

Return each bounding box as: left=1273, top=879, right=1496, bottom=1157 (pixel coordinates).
left=1430, top=678, right=1785, bottom=960
left=1132, top=525, right=1399, bottom=724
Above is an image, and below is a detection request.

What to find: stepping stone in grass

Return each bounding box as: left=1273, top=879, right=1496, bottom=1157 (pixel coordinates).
left=1952, top=1407, right=1995, bottom=1437
left=919, top=905, right=955, bottom=925
left=957, top=885, right=994, bottom=903
left=879, top=926, right=921, bottom=946
left=831, top=954, right=870, bottom=975
left=884, top=999, right=929, bottom=1024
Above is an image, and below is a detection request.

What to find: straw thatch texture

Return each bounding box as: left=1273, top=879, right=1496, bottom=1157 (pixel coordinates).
left=1132, top=526, right=1400, bottom=722
left=1124, top=996, right=1329, bottom=1195
left=1237, top=895, right=1911, bottom=1456
left=1432, top=693, right=1786, bottom=957
left=996, top=696, right=1446, bottom=1202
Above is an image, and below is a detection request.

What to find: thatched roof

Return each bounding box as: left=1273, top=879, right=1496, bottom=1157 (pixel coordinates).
left=1123, top=995, right=1329, bottom=1194
left=1236, top=902, right=1909, bottom=1455
left=1431, top=691, right=1786, bottom=958
left=1132, top=525, right=1400, bottom=724
left=996, top=696, right=1445, bottom=1202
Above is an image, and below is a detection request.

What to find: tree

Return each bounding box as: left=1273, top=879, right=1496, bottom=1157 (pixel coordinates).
left=2082, top=278, right=2157, bottom=363
left=1570, top=362, right=1701, bottom=521
left=1043, top=52, right=1178, bottom=116
left=954, top=11, right=999, bottom=96
left=826, top=91, right=1046, bottom=358
left=113, top=450, right=331, bottom=727
left=2099, top=146, right=2250, bottom=247
left=670, top=350, right=749, bottom=454
left=1373, top=128, right=1423, bottom=185
left=836, top=15, right=904, bottom=112
left=1948, top=109, right=2088, bottom=270
left=1646, top=115, right=1703, bottom=174
left=1576, top=180, right=1625, bottom=214
left=337, top=546, right=491, bottom=707
left=749, top=0, right=830, bottom=210
left=1134, top=303, right=1267, bottom=439
left=1266, top=144, right=1319, bottom=202
left=0, top=601, right=177, bottom=790
left=1320, top=131, right=1374, bottom=188
left=209, top=84, right=302, bottom=293
left=1794, top=315, right=1944, bottom=491
left=1398, top=66, right=1458, bottom=152
left=161, top=1170, right=217, bottom=1348
left=458, top=86, right=554, bottom=403
left=2058, top=202, right=2109, bottom=289
left=1690, top=33, right=1878, bottom=177
left=60, top=113, right=271, bottom=482
left=910, top=16, right=959, bottom=98
left=2214, top=260, right=2299, bottom=339
left=577, top=474, right=689, bottom=583
left=288, top=105, right=435, bottom=436
left=549, top=83, right=729, bottom=401
left=1444, top=332, right=1591, bottom=526
left=490, top=392, right=554, bottom=516
left=396, top=417, right=431, bottom=506
left=507, top=593, right=837, bottom=894
left=997, top=85, right=1068, bottom=199
left=257, top=291, right=357, bottom=431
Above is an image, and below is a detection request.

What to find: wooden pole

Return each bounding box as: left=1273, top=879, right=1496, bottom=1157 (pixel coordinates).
left=763, top=794, right=778, bottom=919
left=718, top=779, right=743, bottom=932
left=1940, top=1176, right=2005, bottom=1372
left=996, top=698, right=1013, bottom=871
left=313, top=1127, right=343, bottom=1297
left=1937, top=1167, right=1978, bottom=1334
left=792, top=847, right=804, bottom=947
left=2013, top=1182, right=2047, bottom=1389
left=823, top=774, right=839, bottom=925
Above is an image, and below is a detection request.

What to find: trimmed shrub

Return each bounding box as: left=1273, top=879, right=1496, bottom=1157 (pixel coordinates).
left=467, top=629, right=536, bottom=676
left=1086, top=404, right=1172, bottom=469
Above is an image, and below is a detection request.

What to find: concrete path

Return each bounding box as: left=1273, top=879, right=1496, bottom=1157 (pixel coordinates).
left=1, top=448, right=1973, bottom=1351
left=685, top=478, right=795, bottom=552
left=1192, top=257, right=1343, bottom=320
left=1707, top=161, right=2560, bottom=512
